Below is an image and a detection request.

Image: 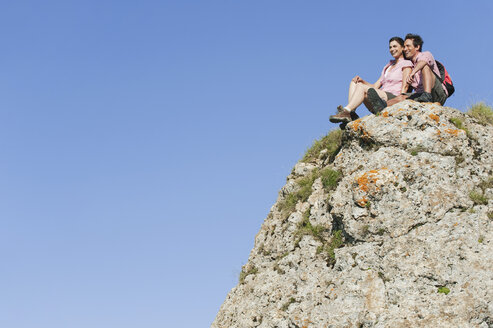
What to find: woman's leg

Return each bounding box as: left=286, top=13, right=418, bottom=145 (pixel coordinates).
left=346, top=84, right=388, bottom=111
left=348, top=81, right=358, bottom=104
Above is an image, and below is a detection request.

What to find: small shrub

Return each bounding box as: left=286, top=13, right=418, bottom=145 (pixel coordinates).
left=466, top=102, right=493, bottom=126
left=437, top=286, right=450, bottom=295
left=468, top=176, right=492, bottom=206
left=449, top=117, right=465, bottom=130
left=273, top=262, right=285, bottom=275
left=302, top=129, right=342, bottom=163
left=281, top=297, right=296, bottom=311
left=320, top=168, right=342, bottom=191
left=294, top=209, right=327, bottom=242
left=450, top=117, right=472, bottom=138
left=377, top=228, right=386, bottom=236
left=279, top=168, right=341, bottom=219
left=239, top=266, right=258, bottom=284
left=469, top=191, right=488, bottom=205
left=409, top=145, right=425, bottom=156
left=478, top=176, right=493, bottom=193
left=327, top=230, right=344, bottom=265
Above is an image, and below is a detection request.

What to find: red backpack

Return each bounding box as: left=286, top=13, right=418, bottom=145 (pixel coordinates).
left=435, top=61, right=455, bottom=97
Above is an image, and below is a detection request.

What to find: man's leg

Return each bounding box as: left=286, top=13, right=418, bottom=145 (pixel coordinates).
left=430, top=75, right=448, bottom=105
left=421, top=65, right=436, bottom=94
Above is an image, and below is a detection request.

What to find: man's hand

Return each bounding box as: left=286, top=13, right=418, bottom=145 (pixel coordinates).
left=406, top=72, right=415, bottom=85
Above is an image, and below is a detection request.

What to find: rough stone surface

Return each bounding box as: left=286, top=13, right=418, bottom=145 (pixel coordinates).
left=212, top=101, right=493, bottom=328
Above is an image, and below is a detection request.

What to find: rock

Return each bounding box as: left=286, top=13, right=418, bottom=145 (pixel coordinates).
left=212, top=101, right=493, bottom=328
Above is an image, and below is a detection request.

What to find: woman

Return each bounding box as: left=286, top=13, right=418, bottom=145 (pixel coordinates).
left=330, top=37, right=412, bottom=123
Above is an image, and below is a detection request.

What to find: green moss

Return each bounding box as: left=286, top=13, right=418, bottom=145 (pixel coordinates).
left=302, top=129, right=342, bottom=163
left=466, top=102, right=493, bottom=126
left=438, top=286, right=450, bottom=295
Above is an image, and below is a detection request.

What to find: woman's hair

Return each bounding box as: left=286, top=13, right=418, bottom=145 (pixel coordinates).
left=389, top=36, right=404, bottom=47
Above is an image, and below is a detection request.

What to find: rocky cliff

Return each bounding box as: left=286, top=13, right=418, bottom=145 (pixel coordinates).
left=212, top=101, right=493, bottom=328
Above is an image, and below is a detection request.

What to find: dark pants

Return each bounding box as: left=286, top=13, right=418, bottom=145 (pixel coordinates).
left=408, top=77, right=447, bottom=105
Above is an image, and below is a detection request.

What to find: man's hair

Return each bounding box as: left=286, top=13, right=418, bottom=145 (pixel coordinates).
left=389, top=36, right=404, bottom=47
left=405, top=33, right=423, bottom=51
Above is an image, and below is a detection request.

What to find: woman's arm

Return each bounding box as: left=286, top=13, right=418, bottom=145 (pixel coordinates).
left=401, top=67, right=412, bottom=93
left=352, top=75, right=375, bottom=87
left=373, top=78, right=382, bottom=90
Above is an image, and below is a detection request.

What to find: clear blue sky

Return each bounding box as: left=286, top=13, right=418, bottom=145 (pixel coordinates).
left=1, top=1, right=492, bottom=327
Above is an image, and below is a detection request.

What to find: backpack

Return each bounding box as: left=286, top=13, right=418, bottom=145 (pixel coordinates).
left=435, top=61, right=455, bottom=97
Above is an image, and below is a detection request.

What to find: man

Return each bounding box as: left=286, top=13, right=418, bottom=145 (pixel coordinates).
left=368, top=34, right=448, bottom=112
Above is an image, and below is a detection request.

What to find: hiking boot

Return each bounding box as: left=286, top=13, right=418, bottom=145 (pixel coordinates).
left=367, top=88, right=387, bottom=114
left=337, top=105, right=346, bottom=113
left=330, top=109, right=352, bottom=123
left=413, top=92, right=433, bottom=102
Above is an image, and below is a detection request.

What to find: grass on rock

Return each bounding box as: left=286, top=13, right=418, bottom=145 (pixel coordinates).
left=466, top=102, right=493, bottom=126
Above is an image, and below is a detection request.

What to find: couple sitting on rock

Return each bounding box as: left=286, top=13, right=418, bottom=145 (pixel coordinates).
left=330, top=34, right=449, bottom=124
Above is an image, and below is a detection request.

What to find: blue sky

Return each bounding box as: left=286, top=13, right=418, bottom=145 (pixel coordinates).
left=1, top=1, right=492, bottom=327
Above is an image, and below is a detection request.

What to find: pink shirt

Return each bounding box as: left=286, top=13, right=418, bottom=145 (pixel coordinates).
left=411, top=51, right=448, bottom=95
left=378, top=59, right=413, bottom=96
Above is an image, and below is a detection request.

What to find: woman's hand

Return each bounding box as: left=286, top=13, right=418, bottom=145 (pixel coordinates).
left=352, top=76, right=363, bottom=83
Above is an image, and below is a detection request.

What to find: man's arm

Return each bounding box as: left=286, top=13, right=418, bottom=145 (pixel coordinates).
left=406, top=60, right=428, bottom=85
left=401, top=67, right=412, bottom=94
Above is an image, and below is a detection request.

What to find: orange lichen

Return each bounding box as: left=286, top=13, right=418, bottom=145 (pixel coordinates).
left=445, top=128, right=460, bottom=136
left=429, top=113, right=440, bottom=123
left=356, top=197, right=368, bottom=207
left=356, top=169, right=385, bottom=193
left=349, top=119, right=371, bottom=140
left=382, top=111, right=389, bottom=117
left=350, top=118, right=362, bottom=131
